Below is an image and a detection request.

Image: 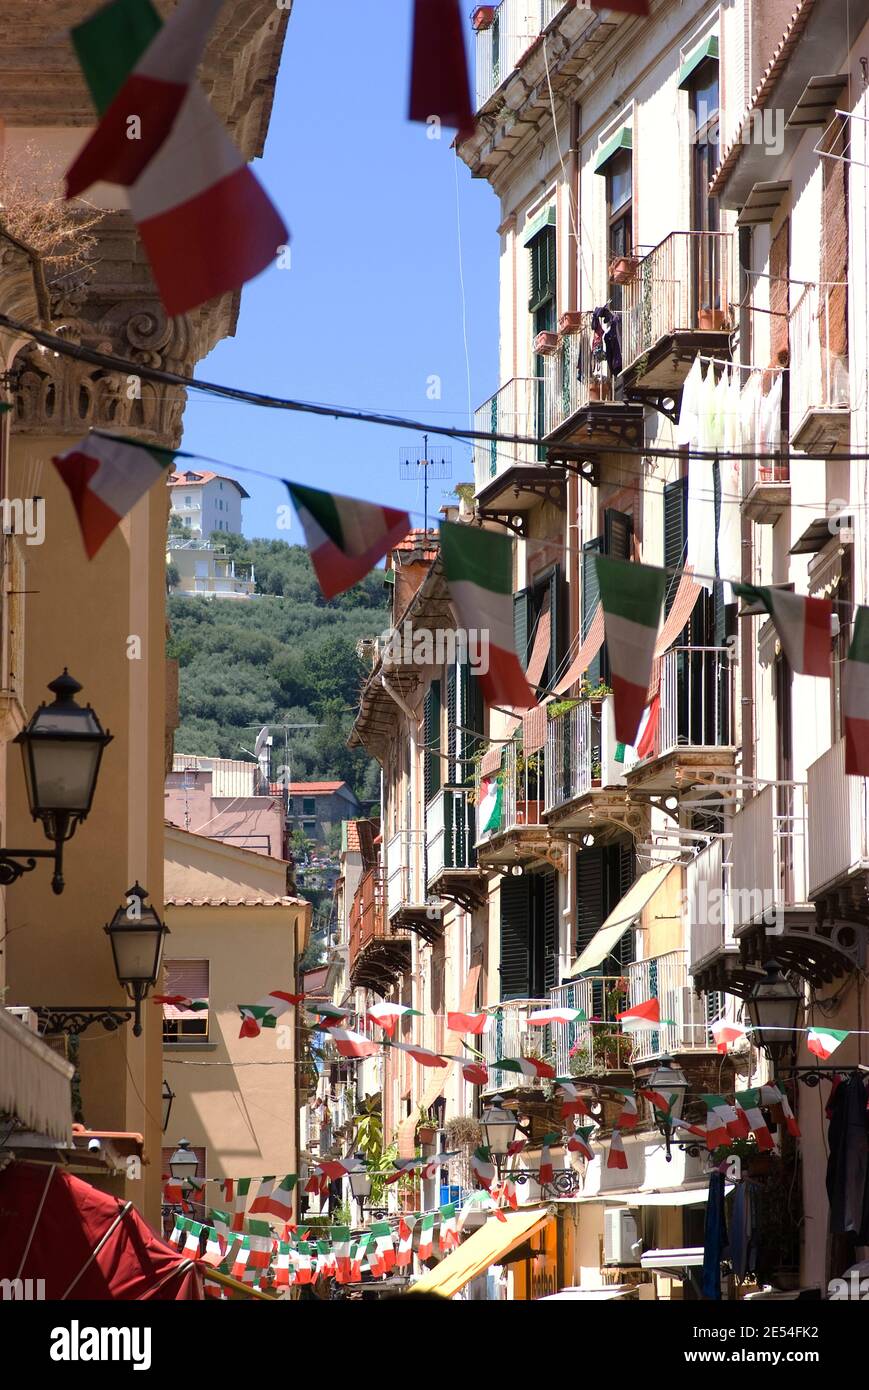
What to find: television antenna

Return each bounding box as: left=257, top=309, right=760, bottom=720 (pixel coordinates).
left=399, top=436, right=452, bottom=535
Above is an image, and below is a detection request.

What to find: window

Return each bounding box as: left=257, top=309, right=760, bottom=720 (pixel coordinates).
left=185, top=495, right=192, bottom=506
left=528, top=222, right=557, bottom=444
left=688, top=58, right=721, bottom=315
left=303, top=797, right=316, bottom=816
left=607, top=151, right=633, bottom=310
left=162, top=960, right=209, bottom=1043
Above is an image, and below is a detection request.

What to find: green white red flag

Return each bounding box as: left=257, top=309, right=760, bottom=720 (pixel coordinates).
left=231, top=1242, right=250, bottom=1281
left=734, top=1090, right=775, bottom=1151
left=760, top=1083, right=801, bottom=1137
left=66, top=0, right=222, bottom=196
left=417, top=1212, right=436, bottom=1260
left=396, top=1216, right=416, bottom=1268
left=711, top=1018, right=748, bottom=1053
left=231, top=1177, right=251, bottom=1232
left=844, top=607, right=869, bottom=774
left=700, top=1094, right=745, bottom=1149
left=447, top=1011, right=491, bottom=1035
left=557, top=1082, right=592, bottom=1119
left=477, top=775, right=503, bottom=836
left=470, top=1146, right=495, bottom=1189
left=539, top=1132, right=560, bottom=1186
left=461, top=1061, right=490, bottom=1086
left=367, top=1002, right=420, bottom=1038
left=325, top=1027, right=380, bottom=1059
left=275, top=1242, right=292, bottom=1287
left=494, top=1056, right=556, bottom=1079
left=528, top=1006, right=586, bottom=1025
left=389, top=1040, right=448, bottom=1068
left=566, top=1126, right=595, bottom=1161
left=439, top=520, right=534, bottom=709
left=238, top=990, right=302, bottom=1038
left=806, top=1026, right=849, bottom=1060
left=331, top=1226, right=352, bottom=1284
left=245, top=1220, right=274, bottom=1270
left=369, top=1222, right=396, bottom=1277
left=617, top=997, right=671, bottom=1032
left=286, top=481, right=410, bottom=600
left=594, top=556, right=667, bottom=743
left=249, top=1174, right=297, bottom=1222
left=733, top=583, right=832, bottom=678
left=208, top=1209, right=232, bottom=1246
left=439, top=1204, right=459, bottom=1252
left=612, top=1088, right=639, bottom=1129
left=69, top=0, right=288, bottom=315
left=53, top=432, right=176, bottom=559
left=607, top=1129, right=629, bottom=1170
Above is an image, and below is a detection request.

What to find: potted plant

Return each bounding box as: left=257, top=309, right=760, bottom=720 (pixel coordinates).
left=558, top=310, right=585, bottom=335
left=472, top=4, right=496, bottom=30
left=443, top=1116, right=483, bottom=1150
left=608, top=254, right=641, bottom=285
left=534, top=330, right=560, bottom=355
left=588, top=378, right=605, bottom=401
left=697, top=305, right=728, bottom=331
left=416, top=1106, right=437, bottom=1146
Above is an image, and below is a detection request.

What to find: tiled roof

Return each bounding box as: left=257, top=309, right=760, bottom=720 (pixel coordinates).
left=167, top=469, right=250, bottom=499
left=708, top=0, right=817, bottom=197
left=165, top=895, right=306, bottom=908
left=392, top=528, right=439, bottom=559
left=286, top=781, right=348, bottom=794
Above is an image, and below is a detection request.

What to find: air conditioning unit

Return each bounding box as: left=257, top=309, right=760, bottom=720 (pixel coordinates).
left=5, top=1005, right=39, bottom=1034
left=604, top=1207, right=639, bottom=1266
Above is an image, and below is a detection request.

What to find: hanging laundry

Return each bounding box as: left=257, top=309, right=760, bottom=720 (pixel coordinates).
left=676, top=355, right=703, bottom=448
left=591, top=305, right=623, bottom=377
left=825, top=1072, right=869, bottom=1241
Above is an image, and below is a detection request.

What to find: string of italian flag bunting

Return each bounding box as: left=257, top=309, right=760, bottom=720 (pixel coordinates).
left=50, top=429, right=869, bottom=770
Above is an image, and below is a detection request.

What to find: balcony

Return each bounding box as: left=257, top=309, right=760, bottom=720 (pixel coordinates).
left=626, top=950, right=717, bottom=1065
left=803, top=740, right=869, bottom=973
left=385, top=829, right=440, bottom=941
left=542, top=326, right=644, bottom=458
left=472, top=377, right=564, bottom=533
left=741, top=373, right=789, bottom=523
left=625, top=646, right=735, bottom=793
left=687, top=838, right=760, bottom=1000
left=789, top=284, right=849, bottom=451
left=479, top=998, right=549, bottom=1092
left=620, top=232, right=734, bottom=391
left=549, top=978, right=633, bottom=1080
left=425, top=789, right=486, bottom=911
left=474, top=1, right=566, bottom=110
left=475, top=737, right=564, bottom=872
left=348, top=867, right=410, bottom=990
left=544, top=694, right=640, bottom=832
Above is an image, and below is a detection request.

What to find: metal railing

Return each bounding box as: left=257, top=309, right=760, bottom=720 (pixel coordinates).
left=788, top=284, right=849, bottom=435
left=687, top=838, right=733, bottom=971
left=627, top=949, right=713, bottom=1064
left=545, top=694, right=636, bottom=812
left=348, top=866, right=386, bottom=969
left=474, top=1, right=566, bottom=108
left=549, top=979, right=633, bottom=1076
left=730, top=784, right=808, bottom=931
left=807, top=739, right=869, bottom=898
left=426, top=790, right=477, bottom=884
left=479, top=999, right=549, bottom=1091
left=543, top=327, right=594, bottom=434
left=621, top=231, right=734, bottom=375
left=385, top=829, right=427, bottom=918
left=475, top=738, right=547, bottom=841
left=473, top=377, right=542, bottom=492
left=654, top=646, right=734, bottom=759
left=740, top=369, right=788, bottom=486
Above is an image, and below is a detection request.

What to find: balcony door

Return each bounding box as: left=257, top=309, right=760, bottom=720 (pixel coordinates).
left=607, top=150, right=633, bottom=314
left=499, top=870, right=558, bottom=1000
left=689, top=57, right=720, bottom=321
left=528, top=222, right=557, bottom=449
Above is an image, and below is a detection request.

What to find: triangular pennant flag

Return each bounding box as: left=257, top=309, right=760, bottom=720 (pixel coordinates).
left=617, top=998, right=672, bottom=1032
left=409, top=0, right=474, bottom=137
left=324, top=1027, right=381, bottom=1059
left=700, top=1094, right=742, bottom=1150
left=201, top=1226, right=225, bottom=1267
left=734, top=1089, right=775, bottom=1152
left=245, top=1220, right=274, bottom=1269
left=447, top=1011, right=491, bottom=1035
left=539, top=1132, right=560, bottom=1187
left=760, top=1083, right=801, bottom=1138
left=844, top=607, right=869, bottom=774
left=439, top=520, right=534, bottom=709
left=612, top=1088, right=639, bottom=1129
left=566, top=1125, right=595, bottom=1160
left=231, top=1177, right=252, bottom=1232
left=439, top=1203, right=459, bottom=1252
left=594, top=556, right=667, bottom=744
left=369, top=1221, right=395, bottom=1278
left=53, top=432, right=177, bottom=559
left=367, top=1002, right=420, bottom=1038
left=607, top=1129, right=629, bottom=1170
left=286, top=481, right=410, bottom=600
left=462, top=1060, right=489, bottom=1086
left=806, top=1026, right=849, bottom=1060
left=494, top=1056, right=556, bottom=1079
left=733, top=584, right=831, bottom=678
left=711, top=1018, right=748, bottom=1053
left=389, top=1039, right=449, bottom=1068
left=528, top=1006, right=586, bottom=1026
left=470, top=1145, right=496, bottom=1189
left=238, top=990, right=303, bottom=1038
left=396, top=1216, right=416, bottom=1268
left=417, top=1212, right=436, bottom=1261
left=249, top=1174, right=297, bottom=1222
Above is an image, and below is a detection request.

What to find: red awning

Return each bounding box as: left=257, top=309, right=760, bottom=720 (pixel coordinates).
left=0, top=1162, right=203, bottom=1300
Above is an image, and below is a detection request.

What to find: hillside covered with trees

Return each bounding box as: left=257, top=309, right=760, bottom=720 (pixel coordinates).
left=167, top=532, right=390, bottom=808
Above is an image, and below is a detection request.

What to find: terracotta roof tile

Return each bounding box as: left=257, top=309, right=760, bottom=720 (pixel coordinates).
left=164, top=895, right=306, bottom=908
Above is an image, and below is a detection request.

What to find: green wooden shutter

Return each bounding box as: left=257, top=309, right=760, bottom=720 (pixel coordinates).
left=464, top=670, right=484, bottom=868
left=581, top=537, right=604, bottom=686
left=514, top=588, right=531, bottom=669
left=547, top=565, right=562, bottom=688
left=604, top=508, right=634, bottom=561
left=663, top=476, right=688, bottom=618
left=542, top=870, right=558, bottom=993
left=528, top=226, right=556, bottom=313
left=611, top=839, right=636, bottom=969
left=423, top=680, right=441, bottom=802
left=500, top=877, right=531, bottom=999
left=575, top=845, right=605, bottom=957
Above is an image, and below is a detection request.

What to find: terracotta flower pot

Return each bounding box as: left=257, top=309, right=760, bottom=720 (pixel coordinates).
left=417, top=1126, right=436, bottom=1145
left=609, top=255, right=640, bottom=285
left=558, top=311, right=585, bottom=335
left=472, top=5, right=497, bottom=30
left=588, top=380, right=604, bottom=401
left=534, top=331, right=560, bottom=356
left=697, top=307, right=728, bottom=331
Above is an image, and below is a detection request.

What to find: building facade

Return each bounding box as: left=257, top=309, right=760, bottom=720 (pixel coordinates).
left=167, top=469, right=249, bottom=539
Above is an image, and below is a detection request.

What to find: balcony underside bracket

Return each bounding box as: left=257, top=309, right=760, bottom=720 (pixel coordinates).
left=546, top=405, right=645, bottom=452
left=814, top=875, right=869, bottom=931
left=624, top=388, right=679, bottom=425
left=735, top=912, right=866, bottom=989
left=546, top=795, right=648, bottom=842
left=427, top=875, right=488, bottom=914
left=349, top=939, right=411, bottom=991
left=475, top=508, right=528, bottom=537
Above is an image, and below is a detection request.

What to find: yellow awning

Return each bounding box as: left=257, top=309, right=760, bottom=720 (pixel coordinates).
left=407, top=1207, right=554, bottom=1299
left=567, top=863, right=676, bottom=977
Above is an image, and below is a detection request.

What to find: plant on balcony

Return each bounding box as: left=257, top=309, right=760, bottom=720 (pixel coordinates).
left=608, top=254, right=641, bottom=285
left=558, top=310, right=585, bottom=336
left=472, top=4, right=497, bottom=30
left=444, top=1116, right=483, bottom=1149
left=697, top=306, right=729, bottom=331
left=416, top=1105, right=438, bottom=1145
left=567, top=1028, right=629, bottom=1076
left=547, top=698, right=581, bottom=721
left=534, top=330, right=560, bottom=355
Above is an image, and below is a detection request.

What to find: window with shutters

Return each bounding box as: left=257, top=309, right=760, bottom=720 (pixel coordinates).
left=663, top=476, right=688, bottom=619
left=574, top=840, right=636, bottom=969
left=423, top=680, right=441, bottom=803
left=540, top=870, right=558, bottom=995
left=529, top=224, right=557, bottom=447
left=581, top=537, right=605, bottom=687
left=523, top=566, right=564, bottom=692
left=514, top=588, right=531, bottom=669
left=162, top=959, right=209, bottom=1042
left=499, top=877, right=531, bottom=1000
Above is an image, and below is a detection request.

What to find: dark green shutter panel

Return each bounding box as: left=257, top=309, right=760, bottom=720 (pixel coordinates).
left=529, top=226, right=556, bottom=313
left=423, top=680, right=441, bottom=802
left=500, top=877, right=531, bottom=999
left=542, top=870, right=558, bottom=993
left=547, top=565, right=562, bottom=688
left=575, top=846, right=605, bottom=956
left=463, top=671, right=484, bottom=867
left=581, top=537, right=604, bottom=687
left=514, top=588, right=531, bottom=669
left=614, top=840, right=636, bottom=968
left=604, top=508, right=633, bottom=561
left=663, top=476, right=688, bottom=618
left=446, top=664, right=457, bottom=770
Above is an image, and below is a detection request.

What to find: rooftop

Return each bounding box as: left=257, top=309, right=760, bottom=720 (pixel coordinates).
left=168, top=469, right=250, bottom=499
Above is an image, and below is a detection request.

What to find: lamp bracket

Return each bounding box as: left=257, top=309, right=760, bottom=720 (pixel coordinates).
left=0, top=848, right=59, bottom=890
left=34, top=1006, right=135, bottom=1036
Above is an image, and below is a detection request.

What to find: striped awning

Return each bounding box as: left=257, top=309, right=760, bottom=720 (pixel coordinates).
left=0, top=1008, right=74, bottom=1146
left=554, top=603, right=605, bottom=694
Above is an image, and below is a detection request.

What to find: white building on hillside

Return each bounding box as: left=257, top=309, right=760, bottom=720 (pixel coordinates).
left=168, top=468, right=249, bottom=538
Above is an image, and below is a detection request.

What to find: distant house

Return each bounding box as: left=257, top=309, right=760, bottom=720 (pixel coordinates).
left=167, top=468, right=249, bottom=538
left=167, top=539, right=256, bottom=600
left=281, top=781, right=362, bottom=845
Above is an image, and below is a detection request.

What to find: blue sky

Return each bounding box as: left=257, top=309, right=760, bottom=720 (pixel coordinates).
left=181, top=0, right=500, bottom=539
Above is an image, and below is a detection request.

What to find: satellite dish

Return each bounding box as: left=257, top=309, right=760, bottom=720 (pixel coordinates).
left=253, top=726, right=271, bottom=756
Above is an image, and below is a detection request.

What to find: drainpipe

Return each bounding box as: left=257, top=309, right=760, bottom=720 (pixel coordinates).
left=568, top=102, right=581, bottom=314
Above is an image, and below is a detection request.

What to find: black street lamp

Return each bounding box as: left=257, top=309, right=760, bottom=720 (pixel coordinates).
left=747, top=959, right=802, bottom=1062
left=168, top=1139, right=199, bottom=1184
left=480, top=1095, right=520, bottom=1169
left=104, top=884, right=170, bottom=1036
left=645, top=1056, right=690, bottom=1162
left=346, top=1154, right=372, bottom=1221
left=4, top=671, right=112, bottom=894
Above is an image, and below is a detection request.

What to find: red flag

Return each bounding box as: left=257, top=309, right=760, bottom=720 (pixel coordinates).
left=409, top=0, right=474, bottom=137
